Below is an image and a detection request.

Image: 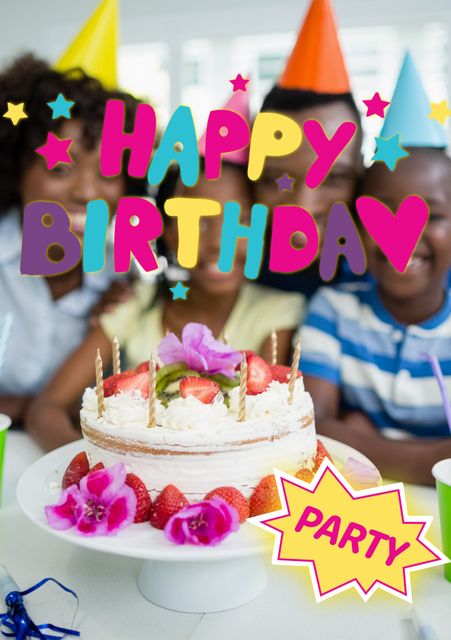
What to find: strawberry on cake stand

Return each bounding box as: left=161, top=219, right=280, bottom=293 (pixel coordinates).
left=17, top=324, right=381, bottom=612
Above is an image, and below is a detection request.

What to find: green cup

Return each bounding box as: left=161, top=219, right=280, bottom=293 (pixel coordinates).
left=432, top=458, right=451, bottom=581
left=0, top=414, right=11, bottom=506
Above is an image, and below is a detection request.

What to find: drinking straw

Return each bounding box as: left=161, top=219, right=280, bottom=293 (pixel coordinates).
left=421, top=353, right=451, bottom=436
left=0, top=314, right=12, bottom=378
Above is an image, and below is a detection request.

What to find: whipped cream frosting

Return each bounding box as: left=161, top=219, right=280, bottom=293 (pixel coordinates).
left=82, top=388, right=166, bottom=427
left=82, top=380, right=314, bottom=444
left=162, top=394, right=228, bottom=430
left=229, top=379, right=305, bottom=418
left=81, top=377, right=317, bottom=500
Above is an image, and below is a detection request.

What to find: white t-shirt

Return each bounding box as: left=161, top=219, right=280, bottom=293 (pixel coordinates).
left=0, top=209, right=120, bottom=395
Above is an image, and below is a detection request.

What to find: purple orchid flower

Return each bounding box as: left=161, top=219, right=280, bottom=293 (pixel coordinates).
left=164, top=497, right=240, bottom=546
left=158, top=323, right=241, bottom=378
left=45, top=463, right=137, bottom=536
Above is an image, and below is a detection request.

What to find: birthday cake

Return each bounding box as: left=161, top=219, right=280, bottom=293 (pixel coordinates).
left=80, top=323, right=317, bottom=503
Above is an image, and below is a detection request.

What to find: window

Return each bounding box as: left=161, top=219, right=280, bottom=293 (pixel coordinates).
left=119, top=42, right=170, bottom=125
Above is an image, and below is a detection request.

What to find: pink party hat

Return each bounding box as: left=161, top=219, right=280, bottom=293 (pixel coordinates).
left=198, top=89, right=250, bottom=166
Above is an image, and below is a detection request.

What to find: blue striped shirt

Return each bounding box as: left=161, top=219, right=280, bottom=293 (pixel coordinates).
left=300, top=283, right=451, bottom=438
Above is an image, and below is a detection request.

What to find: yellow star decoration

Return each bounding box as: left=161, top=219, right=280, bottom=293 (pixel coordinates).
left=3, top=102, right=28, bottom=126
left=249, top=463, right=447, bottom=602
left=429, top=100, right=451, bottom=125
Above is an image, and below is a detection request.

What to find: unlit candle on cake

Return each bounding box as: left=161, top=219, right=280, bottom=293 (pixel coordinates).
left=238, top=356, right=247, bottom=422
left=95, top=349, right=105, bottom=418
left=288, top=337, right=301, bottom=405
left=112, top=336, right=121, bottom=375
left=148, top=355, right=157, bottom=428
left=271, top=329, right=278, bottom=365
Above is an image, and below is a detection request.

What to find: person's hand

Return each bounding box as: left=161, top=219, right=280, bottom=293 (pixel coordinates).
left=342, top=411, right=379, bottom=436
left=90, top=280, right=133, bottom=326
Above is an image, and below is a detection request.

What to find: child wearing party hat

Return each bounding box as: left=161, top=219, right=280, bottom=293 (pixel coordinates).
left=0, top=0, right=141, bottom=425
left=300, top=52, right=451, bottom=485
left=256, top=0, right=364, bottom=296
left=26, top=88, right=305, bottom=451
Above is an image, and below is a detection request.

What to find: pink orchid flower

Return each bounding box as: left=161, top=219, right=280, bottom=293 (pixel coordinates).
left=45, top=463, right=136, bottom=536
left=158, top=323, right=241, bottom=378
left=164, top=497, right=239, bottom=546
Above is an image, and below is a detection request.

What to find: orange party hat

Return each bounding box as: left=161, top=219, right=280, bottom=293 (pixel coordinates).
left=279, top=0, right=350, bottom=94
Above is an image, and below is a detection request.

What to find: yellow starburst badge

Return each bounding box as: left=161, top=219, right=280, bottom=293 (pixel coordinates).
left=249, top=461, right=448, bottom=602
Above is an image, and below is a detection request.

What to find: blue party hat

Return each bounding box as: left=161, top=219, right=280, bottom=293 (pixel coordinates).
left=380, top=52, right=447, bottom=148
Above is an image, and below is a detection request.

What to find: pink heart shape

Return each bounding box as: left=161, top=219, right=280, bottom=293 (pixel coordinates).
left=355, top=195, right=429, bottom=272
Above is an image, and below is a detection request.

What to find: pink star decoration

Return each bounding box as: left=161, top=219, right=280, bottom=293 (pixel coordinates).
left=35, top=132, right=73, bottom=170
left=229, top=73, right=250, bottom=92
left=363, top=92, right=390, bottom=118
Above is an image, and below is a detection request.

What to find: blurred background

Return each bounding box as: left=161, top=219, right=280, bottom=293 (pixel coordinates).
left=1, top=0, right=451, bottom=159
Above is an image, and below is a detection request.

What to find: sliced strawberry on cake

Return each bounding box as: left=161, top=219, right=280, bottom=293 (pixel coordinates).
left=269, top=364, right=302, bottom=384
left=295, top=468, right=314, bottom=483
left=126, top=473, right=152, bottom=523
left=313, top=439, right=333, bottom=471
left=135, top=360, right=160, bottom=373
left=205, top=486, right=249, bottom=523
left=62, top=451, right=90, bottom=490
left=103, top=369, right=135, bottom=397
left=235, top=350, right=255, bottom=369
left=249, top=475, right=281, bottom=516
left=89, top=462, right=105, bottom=473
left=114, top=371, right=150, bottom=399
left=149, top=485, right=189, bottom=529
left=180, top=377, right=220, bottom=404
left=246, top=355, right=271, bottom=395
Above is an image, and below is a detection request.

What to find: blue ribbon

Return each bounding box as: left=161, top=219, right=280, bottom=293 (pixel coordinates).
left=0, top=578, right=80, bottom=639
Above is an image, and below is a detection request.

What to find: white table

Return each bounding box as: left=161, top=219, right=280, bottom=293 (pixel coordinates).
left=1, top=431, right=450, bottom=640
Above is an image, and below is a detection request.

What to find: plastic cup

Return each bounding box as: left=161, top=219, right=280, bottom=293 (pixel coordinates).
left=432, top=458, right=451, bottom=581
left=0, top=414, right=11, bottom=506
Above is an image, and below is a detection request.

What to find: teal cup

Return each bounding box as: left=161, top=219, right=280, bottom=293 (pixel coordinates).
left=0, top=414, right=11, bottom=506
left=432, top=458, right=451, bottom=582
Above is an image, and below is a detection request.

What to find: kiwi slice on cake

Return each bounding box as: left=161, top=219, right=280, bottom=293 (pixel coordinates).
left=209, top=373, right=239, bottom=390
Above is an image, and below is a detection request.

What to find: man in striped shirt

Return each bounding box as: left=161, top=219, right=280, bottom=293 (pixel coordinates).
left=301, top=150, right=451, bottom=485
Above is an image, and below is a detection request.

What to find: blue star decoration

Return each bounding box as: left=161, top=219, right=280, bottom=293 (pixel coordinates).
left=276, top=173, right=295, bottom=192
left=169, top=282, right=189, bottom=300
left=47, top=93, right=75, bottom=120
left=371, top=134, right=409, bottom=171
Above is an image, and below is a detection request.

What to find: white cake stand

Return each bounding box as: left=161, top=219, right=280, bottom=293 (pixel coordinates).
left=16, top=438, right=378, bottom=612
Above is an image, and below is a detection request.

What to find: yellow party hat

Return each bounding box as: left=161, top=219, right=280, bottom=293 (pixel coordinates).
left=55, top=0, right=118, bottom=89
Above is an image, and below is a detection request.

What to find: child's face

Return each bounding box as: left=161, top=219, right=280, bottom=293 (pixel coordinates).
left=362, top=150, right=451, bottom=301
left=255, top=102, right=362, bottom=249
left=166, top=164, right=252, bottom=296
left=20, top=120, right=125, bottom=241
